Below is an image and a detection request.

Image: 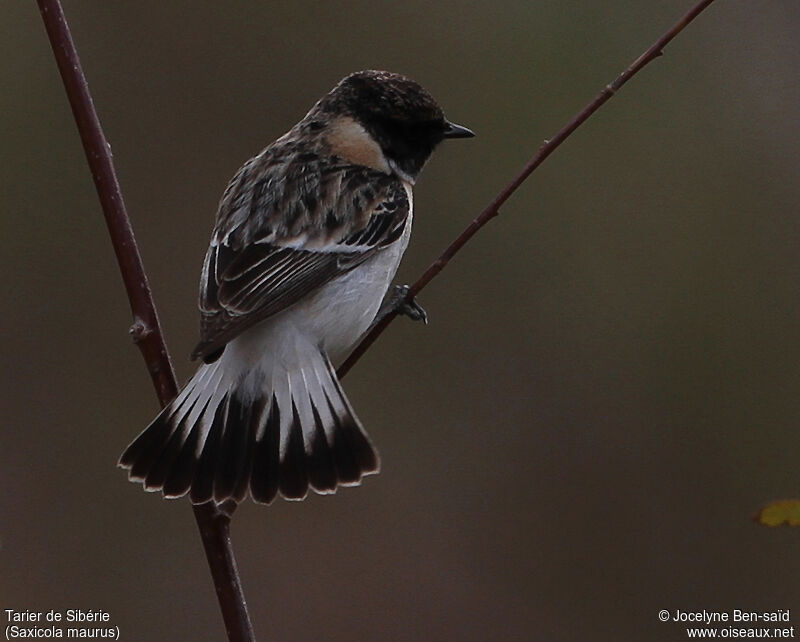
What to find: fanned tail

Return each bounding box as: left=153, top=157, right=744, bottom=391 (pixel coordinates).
left=118, top=351, right=379, bottom=504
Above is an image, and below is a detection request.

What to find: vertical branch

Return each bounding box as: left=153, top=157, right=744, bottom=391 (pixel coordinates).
left=35, top=1, right=255, bottom=640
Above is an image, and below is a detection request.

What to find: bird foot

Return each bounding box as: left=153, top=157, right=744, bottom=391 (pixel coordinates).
left=390, top=285, right=428, bottom=324
left=371, top=284, right=428, bottom=331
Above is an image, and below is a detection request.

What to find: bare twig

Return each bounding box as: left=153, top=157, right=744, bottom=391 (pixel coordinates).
left=35, top=1, right=255, bottom=640
left=337, top=0, right=718, bottom=378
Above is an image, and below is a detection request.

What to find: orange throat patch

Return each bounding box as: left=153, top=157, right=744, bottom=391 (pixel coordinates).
left=325, top=116, right=391, bottom=173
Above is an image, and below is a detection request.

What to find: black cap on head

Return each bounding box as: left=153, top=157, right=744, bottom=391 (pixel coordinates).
left=316, top=70, right=474, bottom=179
left=323, top=70, right=445, bottom=125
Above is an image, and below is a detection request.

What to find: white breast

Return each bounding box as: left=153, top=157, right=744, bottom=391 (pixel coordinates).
left=303, top=192, right=414, bottom=360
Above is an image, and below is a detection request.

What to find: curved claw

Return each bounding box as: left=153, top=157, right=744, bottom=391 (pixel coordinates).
left=391, top=285, right=428, bottom=324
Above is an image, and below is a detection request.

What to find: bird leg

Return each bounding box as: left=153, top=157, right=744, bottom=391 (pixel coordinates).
left=372, top=284, right=428, bottom=329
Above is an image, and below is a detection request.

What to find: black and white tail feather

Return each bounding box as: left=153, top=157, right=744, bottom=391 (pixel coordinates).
left=119, top=348, right=377, bottom=504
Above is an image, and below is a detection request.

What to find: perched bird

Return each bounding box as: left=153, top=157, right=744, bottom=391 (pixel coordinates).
left=119, top=70, right=474, bottom=504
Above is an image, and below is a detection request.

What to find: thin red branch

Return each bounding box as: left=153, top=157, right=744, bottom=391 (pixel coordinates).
left=337, top=0, right=718, bottom=378
left=35, top=2, right=255, bottom=640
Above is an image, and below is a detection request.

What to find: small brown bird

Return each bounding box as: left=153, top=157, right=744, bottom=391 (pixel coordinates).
left=119, top=70, right=474, bottom=504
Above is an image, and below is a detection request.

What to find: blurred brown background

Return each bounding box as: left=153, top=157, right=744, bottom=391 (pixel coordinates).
left=3, top=1, right=800, bottom=640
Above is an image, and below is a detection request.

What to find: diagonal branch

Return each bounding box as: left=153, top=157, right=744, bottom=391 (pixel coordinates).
left=35, top=1, right=255, bottom=640
left=337, top=0, right=718, bottom=378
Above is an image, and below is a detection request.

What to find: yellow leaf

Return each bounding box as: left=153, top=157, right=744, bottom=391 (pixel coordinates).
left=754, top=500, right=800, bottom=527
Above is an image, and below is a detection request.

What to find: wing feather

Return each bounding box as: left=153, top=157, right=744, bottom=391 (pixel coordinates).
left=191, top=155, right=409, bottom=361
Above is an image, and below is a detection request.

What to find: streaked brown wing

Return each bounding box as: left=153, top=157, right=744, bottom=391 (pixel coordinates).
left=191, top=166, right=409, bottom=361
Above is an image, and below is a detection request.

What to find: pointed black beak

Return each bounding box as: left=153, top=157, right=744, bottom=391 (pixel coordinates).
left=442, top=120, right=475, bottom=139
